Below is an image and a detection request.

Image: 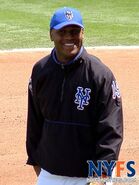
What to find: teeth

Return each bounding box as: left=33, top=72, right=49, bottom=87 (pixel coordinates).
left=64, top=43, right=74, bottom=46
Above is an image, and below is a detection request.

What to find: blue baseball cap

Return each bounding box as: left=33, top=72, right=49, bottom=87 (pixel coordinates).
left=50, top=7, right=84, bottom=30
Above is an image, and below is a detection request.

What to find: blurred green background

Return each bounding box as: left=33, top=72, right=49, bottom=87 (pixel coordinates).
left=0, top=0, right=139, bottom=49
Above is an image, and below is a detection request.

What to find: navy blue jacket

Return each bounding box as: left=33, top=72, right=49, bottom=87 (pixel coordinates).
left=26, top=48, right=123, bottom=177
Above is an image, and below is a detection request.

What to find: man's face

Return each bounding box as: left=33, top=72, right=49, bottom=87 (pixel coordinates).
left=50, top=25, right=84, bottom=63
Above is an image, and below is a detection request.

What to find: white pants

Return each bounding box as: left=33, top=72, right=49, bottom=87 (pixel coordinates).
left=36, top=169, right=87, bottom=185
left=36, top=168, right=113, bottom=185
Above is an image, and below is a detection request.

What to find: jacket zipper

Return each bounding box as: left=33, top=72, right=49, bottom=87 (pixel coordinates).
left=60, top=77, right=66, bottom=102
left=60, top=64, right=66, bottom=102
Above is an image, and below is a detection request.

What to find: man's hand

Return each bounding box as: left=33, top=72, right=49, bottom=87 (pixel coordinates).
left=33, top=165, right=41, bottom=176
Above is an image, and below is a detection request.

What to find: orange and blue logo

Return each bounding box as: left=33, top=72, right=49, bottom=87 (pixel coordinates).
left=87, top=160, right=137, bottom=183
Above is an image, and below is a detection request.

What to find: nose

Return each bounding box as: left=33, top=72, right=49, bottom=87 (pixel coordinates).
left=63, top=31, right=74, bottom=39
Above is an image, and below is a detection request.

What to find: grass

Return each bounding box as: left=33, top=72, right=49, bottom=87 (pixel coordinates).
left=0, top=0, right=139, bottom=49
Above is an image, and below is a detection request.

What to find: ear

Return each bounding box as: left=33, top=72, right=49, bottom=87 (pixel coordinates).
left=81, top=28, right=84, bottom=39
left=50, top=30, right=54, bottom=41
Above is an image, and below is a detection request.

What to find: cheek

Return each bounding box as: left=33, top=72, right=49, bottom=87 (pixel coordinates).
left=79, top=31, right=84, bottom=40
left=78, top=36, right=84, bottom=45
left=50, top=30, right=61, bottom=42
left=80, top=32, right=84, bottom=40
left=53, top=39, right=62, bottom=48
left=53, top=35, right=62, bottom=44
left=76, top=33, right=84, bottom=44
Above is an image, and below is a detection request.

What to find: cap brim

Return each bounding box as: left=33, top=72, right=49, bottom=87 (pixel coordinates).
left=52, top=21, right=84, bottom=30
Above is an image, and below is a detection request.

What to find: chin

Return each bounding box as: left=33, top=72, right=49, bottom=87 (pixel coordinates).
left=68, top=47, right=80, bottom=55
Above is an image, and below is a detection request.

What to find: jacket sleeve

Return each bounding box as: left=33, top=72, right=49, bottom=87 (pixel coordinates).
left=26, top=76, right=44, bottom=166
left=95, top=71, right=123, bottom=164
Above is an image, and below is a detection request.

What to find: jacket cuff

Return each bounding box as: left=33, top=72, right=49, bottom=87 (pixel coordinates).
left=26, top=157, right=37, bottom=166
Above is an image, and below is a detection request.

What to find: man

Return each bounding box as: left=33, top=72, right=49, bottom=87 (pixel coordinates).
left=26, top=7, right=123, bottom=185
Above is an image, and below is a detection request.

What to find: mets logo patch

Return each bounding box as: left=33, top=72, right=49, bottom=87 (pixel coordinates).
left=74, top=86, right=91, bottom=110
left=112, top=81, right=121, bottom=99
left=65, top=10, right=73, bottom=20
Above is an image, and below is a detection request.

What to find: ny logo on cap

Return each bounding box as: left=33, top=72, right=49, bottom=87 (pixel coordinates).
left=65, top=10, right=73, bottom=20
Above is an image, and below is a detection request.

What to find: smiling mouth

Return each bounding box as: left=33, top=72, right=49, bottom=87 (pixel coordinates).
left=64, top=43, right=75, bottom=46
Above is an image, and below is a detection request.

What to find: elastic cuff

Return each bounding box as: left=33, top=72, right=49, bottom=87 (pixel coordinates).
left=26, top=157, right=37, bottom=166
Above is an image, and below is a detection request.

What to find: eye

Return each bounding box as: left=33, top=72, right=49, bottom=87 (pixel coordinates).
left=57, top=28, right=81, bottom=36
left=71, top=29, right=81, bottom=35
left=58, top=30, right=66, bottom=36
